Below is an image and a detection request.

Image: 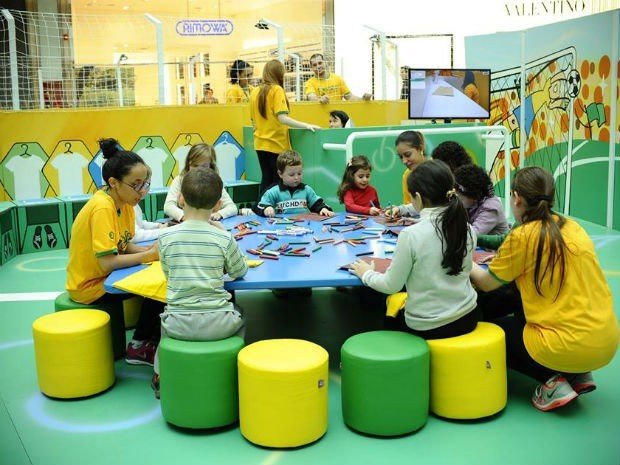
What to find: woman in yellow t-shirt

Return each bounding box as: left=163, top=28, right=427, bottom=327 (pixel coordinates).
left=249, top=59, right=320, bottom=195
left=471, top=167, right=619, bottom=412
left=66, top=138, right=164, bottom=367
left=225, top=59, right=253, bottom=104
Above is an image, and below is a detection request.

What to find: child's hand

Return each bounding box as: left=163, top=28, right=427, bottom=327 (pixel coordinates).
left=349, top=259, right=375, bottom=278
left=369, top=207, right=381, bottom=216
left=264, top=206, right=276, bottom=217
left=210, top=212, right=223, bottom=221
left=144, top=242, right=159, bottom=262
left=320, top=208, right=335, bottom=217
left=208, top=219, right=225, bottom=230
left=385, top=206, right=400, bottom=218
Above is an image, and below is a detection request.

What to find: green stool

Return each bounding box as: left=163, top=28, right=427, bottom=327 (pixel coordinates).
left=54, top=291, right=126, bottom=360
left=159, top=336, right=245, bottom=429
left=341, top=330, right=429, bottom=436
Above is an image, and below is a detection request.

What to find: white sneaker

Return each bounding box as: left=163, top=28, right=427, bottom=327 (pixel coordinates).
left=531, top=374, right=578, bottom=412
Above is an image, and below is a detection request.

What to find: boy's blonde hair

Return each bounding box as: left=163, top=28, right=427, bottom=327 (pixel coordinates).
left=182, top=143, right=218, bottom=175
left=276, top=150, right=302, bottom=173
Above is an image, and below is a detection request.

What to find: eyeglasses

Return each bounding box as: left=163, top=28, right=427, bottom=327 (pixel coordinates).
left=120, top=180, right=151, bottom=193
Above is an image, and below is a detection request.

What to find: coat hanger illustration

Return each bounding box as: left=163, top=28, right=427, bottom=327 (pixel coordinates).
left=20, top=144, right=31, bottom=157
left=64, top=142, right=73, bottom=154
left=146, top=137, right=154, bottom=149
left=220, top=132, right=230, bottom=145
left=185, top=134, right=192, bottom=146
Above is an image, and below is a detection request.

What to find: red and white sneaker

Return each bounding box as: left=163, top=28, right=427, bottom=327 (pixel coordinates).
left=532, top=374, right=578, bottom=412
left=125, top=340, right=156, bottom=366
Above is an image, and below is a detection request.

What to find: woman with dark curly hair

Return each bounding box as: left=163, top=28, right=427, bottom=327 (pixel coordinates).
left=431, top=141, right=472, bottom=173
left=454, top=164, right=509, bottom=235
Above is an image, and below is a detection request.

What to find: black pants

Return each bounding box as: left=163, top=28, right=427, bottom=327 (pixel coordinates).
left=256, top=150, right=279, bottom=197
left=385, top=306, right=479, bottom=340
left=477, top=286, right=556, bottom=383
left=92, top=293, right=164, bottom=343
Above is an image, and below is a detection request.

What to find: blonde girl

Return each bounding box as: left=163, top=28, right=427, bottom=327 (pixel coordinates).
left=164, top=143, right=237, bottom=221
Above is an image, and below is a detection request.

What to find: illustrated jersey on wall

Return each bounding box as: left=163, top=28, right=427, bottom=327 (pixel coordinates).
left=213, top=131, right=244, bottom=181
left=51, top=152, right=89, bottom=196
left=0, top=142, right=50, bottom=200
left=132, top=137, right=174, bottom=188
left=170, top=133, right=204, bottom=176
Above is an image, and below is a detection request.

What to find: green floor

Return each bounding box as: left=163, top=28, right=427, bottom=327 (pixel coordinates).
left=1, top=220, right=619, bottom=465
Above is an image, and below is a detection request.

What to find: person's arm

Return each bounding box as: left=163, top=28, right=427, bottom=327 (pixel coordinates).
left=304, top=79, right=319, bottom=101
left=277, top=113, right=320, bottom=131
left=470, top=262, right=503, bottom=292
left=471, top=200, right=507, bottom=235
left=163, top=176, right=185, bottom=221
left=212, top=188, right=238, bottom=220
left=306, top=186, right=332, bottom=215
left=343, top=190, right=371, bottom=215
left=350, top=229, right=413, bottom=294
left=98, top=243, right=159, bottom=274
left=131, top=226, right=163, bottom=243
left=255, top=187, right=276, bottom=217
left=224, top=235, right=248, bottom=280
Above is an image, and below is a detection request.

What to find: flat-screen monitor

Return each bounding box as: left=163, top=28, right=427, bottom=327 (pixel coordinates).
left=407, top=68, right=491, bottom=120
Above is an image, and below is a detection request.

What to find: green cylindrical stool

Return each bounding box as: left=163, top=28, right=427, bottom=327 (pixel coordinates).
left=159, top=336, right=245, bottom=429
left=54, top=291, right=126, bottom=360
left=341, top=331, right=429, bottom=436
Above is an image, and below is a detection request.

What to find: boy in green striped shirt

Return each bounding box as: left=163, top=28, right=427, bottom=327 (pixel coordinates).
left=152, top=167, right=248, bottom=398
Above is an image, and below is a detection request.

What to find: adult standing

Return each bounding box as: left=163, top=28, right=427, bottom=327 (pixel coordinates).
left=305, top=53, right=371, bottom=104
left=249, top=59, right=320, bottom=195
left=226, top=59, right=253, bottom=104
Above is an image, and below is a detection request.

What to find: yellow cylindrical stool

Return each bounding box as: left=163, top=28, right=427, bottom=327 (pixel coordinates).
left=427, top=322, right=507, bottom=419
left=123, top=296, right=143, bottom=329
left=33, top=310, right=115, bottom=399
left=238, top=339, right=329, bottom=448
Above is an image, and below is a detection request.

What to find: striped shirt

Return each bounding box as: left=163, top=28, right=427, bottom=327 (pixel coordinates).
left=158, top=220, right=248, bottom=313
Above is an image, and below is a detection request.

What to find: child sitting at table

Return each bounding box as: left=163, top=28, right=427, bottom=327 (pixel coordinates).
left=131, top=165, right=167, bottom=243
left=152, top=166, right=248, bottom=398
left=471, top=166, right=618, bottom=411
left=454, top=164, right=510, bottom=236
left=256, top=150, right=335, bottom=218
left=350, top=159, right=478, bottom=339
left=66, top=138, right=163, bottom=366
left=337, top=155, right=381, bottom=215
left=164, top=143, right=241, bottom=222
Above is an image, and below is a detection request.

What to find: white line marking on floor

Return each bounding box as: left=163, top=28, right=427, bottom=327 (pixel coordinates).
left=0, top=292, right=62, bottom=302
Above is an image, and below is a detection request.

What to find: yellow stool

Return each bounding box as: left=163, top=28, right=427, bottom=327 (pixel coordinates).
left=123, top=296, right=143, bottom=329
left=238, top=339, right=329, bottom=448
left=427, top=322, right=507, bottom=419
left=33, top=309, right=115, bottom=399
left=386, top=292, right=407, bottom=318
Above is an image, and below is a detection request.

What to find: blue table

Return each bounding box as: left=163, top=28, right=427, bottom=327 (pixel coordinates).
left=104, top=214, right=401, bottom=294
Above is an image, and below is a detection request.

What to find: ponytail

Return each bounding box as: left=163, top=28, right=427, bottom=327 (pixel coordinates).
left=513, top=167, right=567, bottom=299
left=408, top=160, right=471, bottom=276
left=436, top=190, right=471, bottom=275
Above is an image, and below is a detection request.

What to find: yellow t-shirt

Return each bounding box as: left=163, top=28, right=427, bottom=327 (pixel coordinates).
left=66, top=190, right=136, bottom=304
left=489, top=218, right=619, bottom=372
left=249, top=85, right=291, bottom=154
left=226, top=83, right=253, bottom=104
left=304, top=73, right=351, bottom=100
left=401, top=168, right=412, bottom=204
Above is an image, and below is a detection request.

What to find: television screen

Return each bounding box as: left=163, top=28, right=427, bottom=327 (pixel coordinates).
left=407, top=68, right=491, bottom=120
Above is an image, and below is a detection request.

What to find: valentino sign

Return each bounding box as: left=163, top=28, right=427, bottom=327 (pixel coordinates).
left=504, top=0, right=589, bottom=15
